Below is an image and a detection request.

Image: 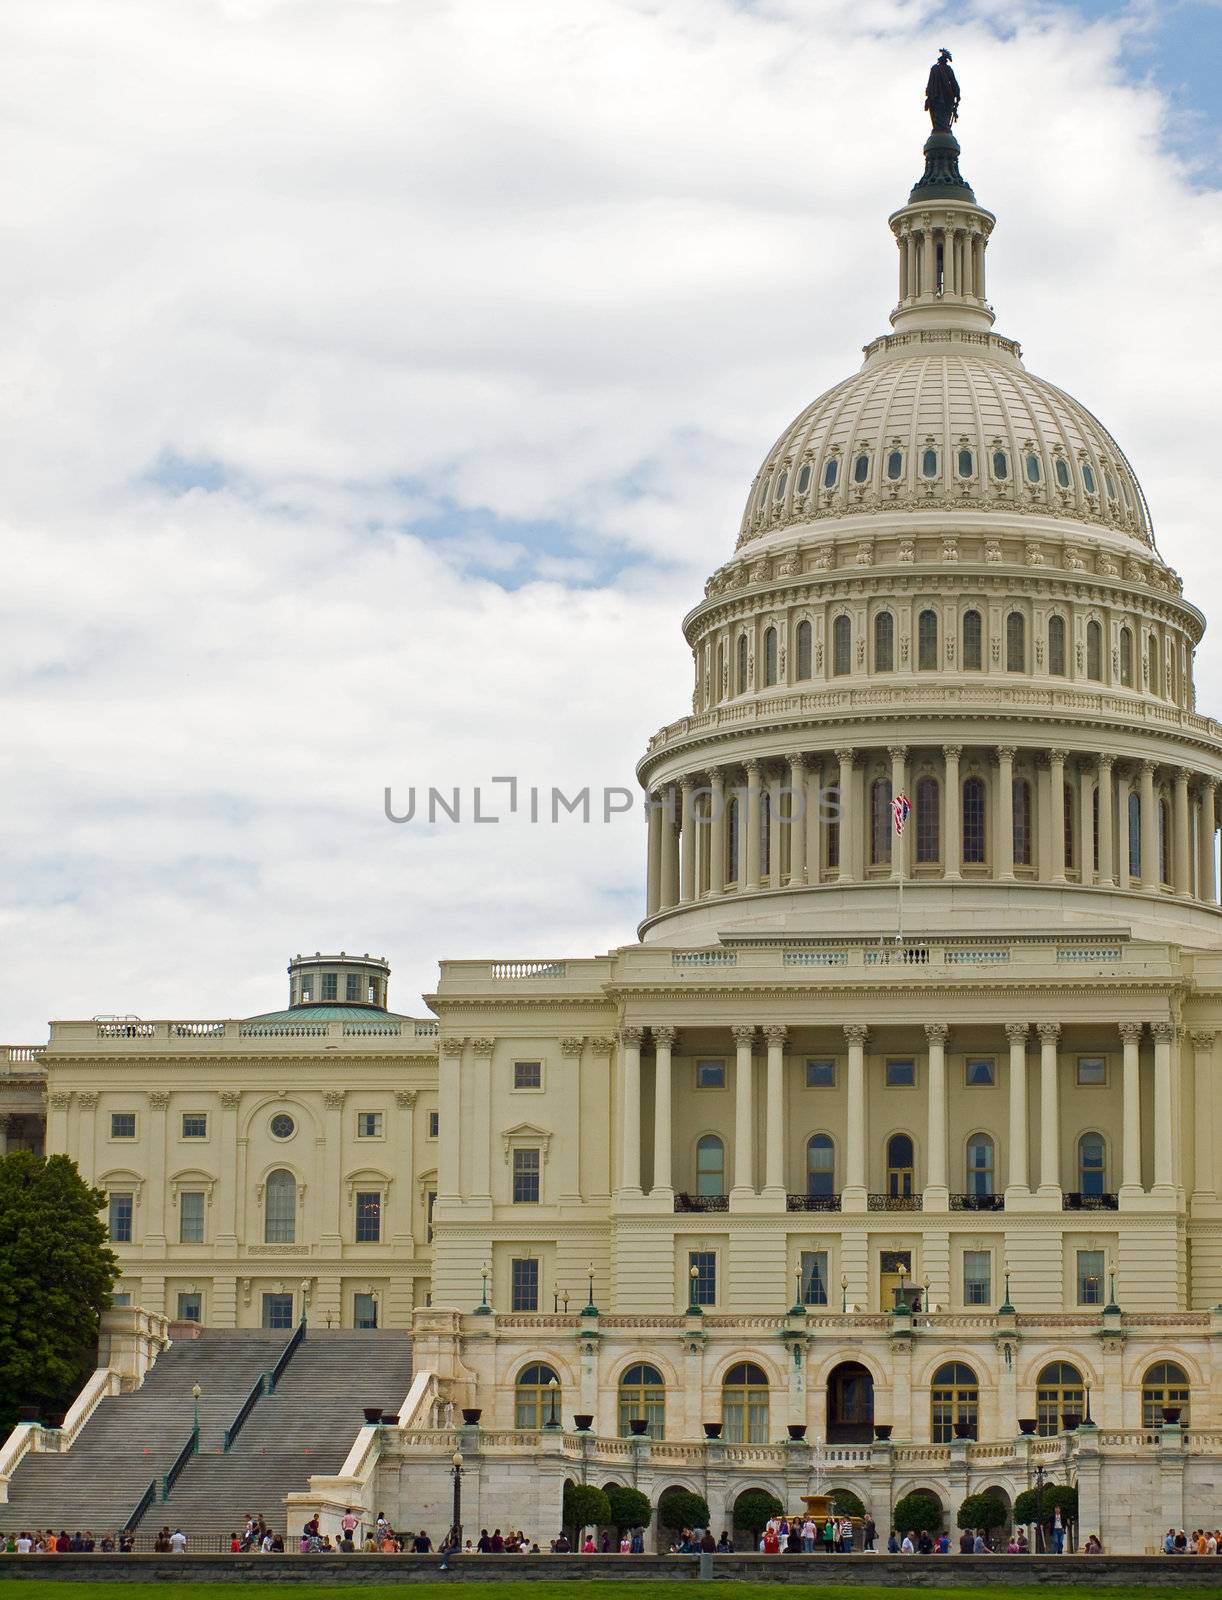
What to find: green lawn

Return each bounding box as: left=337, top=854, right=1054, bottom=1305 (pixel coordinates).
left=1, top=1587, right=1219, bottom=1600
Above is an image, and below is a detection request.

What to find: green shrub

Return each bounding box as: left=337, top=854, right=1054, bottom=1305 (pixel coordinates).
left=830, top=1488, right=866, bottom=1517
left=732, top=1489, right=784, bottom=1534
left=605, top=1484, right=651, bottom=1533
left=892, top=1490, right=944, bottom=1534
left=658, top=1487, right=711, bottom=1532
left=957, top=1492, right=1009, bottom=1533
left=563, top=1482, right=611, bottom=1533
left=1013, top=1483, right=1077, bottom=1527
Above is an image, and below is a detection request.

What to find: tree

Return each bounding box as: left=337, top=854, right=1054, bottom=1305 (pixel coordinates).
left=830, top=1488, right=866, bottom=1517
left=658, top=1487, right=711, bottom=1532
left=605, top=1484, right=652, bottom=1534
left=957, top=1493, right=1009, bottom=1534
left=563, top=1482, right=611, bottom=1535
left=733, top=1488, right=784, bottom=1535
left=1013, top=1483, right=1078, bottom=1529
left=0, top=1152, right=117, bottom=1430
left=892, top=1490, right=944, bottom=1535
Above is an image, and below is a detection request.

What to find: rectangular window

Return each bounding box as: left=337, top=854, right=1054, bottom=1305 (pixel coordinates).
left=963, top=1250, right=991, bottom=1305
left=886, top=1058, right=916, bottom=1087
left=511, top=1257, right=540, bottom=1311
left=300, top=977, right=313, bottom=1002
left=367, top=978, right=378, bottom=1004
left=965, top=1058, right=996, bottom=1087
left=512, top=1147, right=540, bottom=1203
left=321, top=973, right=338, bottom=1001
left=806, top=1059, right=835, bottom=1088
left=176, top=1292, right=202, bottom=1323
left=354, top=1292, right=378, bottom=1329
left=513, top=1061, right=542, bottom=1090
left=696, top=1060, right=726, bottom=1089
left=428, top=1110, right=439, bottom=1138
left=108, top=1192, right=133, bottom=1243
left=111, top=1292, right=132, bottom=1308
left=1077, top=1056, right=1106, bottom=1085
left=346, top=973, right=361, bottom=1002
left=426, top=1190, right=437, bottom=1243
left=688, top=1250, right=716, bottom=1307
left=110, top=1112, right=136, bottom=1139
left=1077, top=1249, right=1105, bottom=1305
left=179, top=1191, right=205, bottom=1244
left=355, top=1191, right=382, bottom=1242
left=181, top=1112, right=207, bottom=1139
left=357, top=1111, right=383, bottom=1138
left=800, top=1250, right=828, bottom=1306
left=262, top=1292, right=294, bottom=1330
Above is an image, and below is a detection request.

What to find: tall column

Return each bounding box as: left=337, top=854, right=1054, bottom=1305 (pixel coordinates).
left=679, top=778, right=696, bottom=904
left=709, top=770, right=726, bottom=895
left=1078, top=759, right=1095, bottom=885
left=620, top=1026, right=643, bottom=1196
left=646, top=796, right=662, bottom=916
left=46, top=1090, right=71, bottom=1155
left=767, top=766, right=784, bottom=886
left=1199, top=781, right=1216, bottom=903
left=471, top=1038, right=492, bottom=1201
left=1174, top=768, right=1191, bottom=896
left=1037, top=1022, right=1061, bottom=1198
left=1140, top=761, right=1158, bottom=890
left=788, top=755, right=807, bottom=885
left=1151, top=1022, right=1174, bottom=1195
left=321, top=1089, right=345, bottom=1250
left=804, top=759, right=822, bottom=882
left=763, top=1025, right=787, bottom=1199
left=996, top=747, right=1016, bottom=881
left=1119, top=1022, right=1143, bottom=1199
left=1191, top=1031, right=1216, bottom=1199
left=75, top=1090, right=98, bottom=1182
left=745, top=760, right=763, bottom=889
left=889, top=745, right=908, bottom=879
left=659, top=786, right=678, bottom=909
left=731, top=1024, right=756, bottom=1198
left=438, top=1038, right=463, bottom=1199
left=145, top=1090, right=170, bottom=1255
left=943, top=746, right=962, bottom=880
left=652, top=1026, right=675, bottom=1198
left=843, top=1024, right=868, bottom=1209
left=835, top=748, right=856, bottom=883
left=1097, top=755, right=1116, bottom=887
left=1049, top=749, right=1067, bottom=882
left=1005, top=1023, right=1029, bottom=1195
left=924, top=1022, right=949, bottom=1209
left=394, top=1089, right=418, bottom=1240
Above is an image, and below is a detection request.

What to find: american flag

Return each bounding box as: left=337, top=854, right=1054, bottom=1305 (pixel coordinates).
left=892, top=793, right=912, bottom=834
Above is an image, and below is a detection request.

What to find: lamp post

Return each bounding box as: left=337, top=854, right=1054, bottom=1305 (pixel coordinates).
left=1033, top=1462, right=1046, bottom=1553
left=451, top=1450, right=463, bottom=1544
left=688, top=1263, right=702, bottom=1315
left=841, top=1274, right=848, bottom=1314
left=585, top=1263, right=596, bottom=1313
left=922, top=1273, right=931, bottom=1315
left=546, top=1377, right=560, bottom=1429
left=191, top=1383, right=201, bottom=1447
left=897, top=1260, right=908, bottom=1310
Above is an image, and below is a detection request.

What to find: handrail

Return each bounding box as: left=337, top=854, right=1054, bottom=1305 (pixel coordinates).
left=223, top=1373, right=268, bottom=1452
left=268, top=1317, right=306, bottom=1392
left=161, top=1426, right=198, bottom=1500
left=128, top=1478, right=157, bottom=1530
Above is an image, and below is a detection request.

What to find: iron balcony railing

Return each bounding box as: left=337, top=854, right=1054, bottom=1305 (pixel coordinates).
left=786, top=1193, right=843, bottom=1212
left=950, top=1193, right=1005, bottom=1211
left=1063, top=1191, right=1119, bottom=1211
left=674, top=1193, right=729, bottom=1213
left=867, top=1193, right=923, bottom=1211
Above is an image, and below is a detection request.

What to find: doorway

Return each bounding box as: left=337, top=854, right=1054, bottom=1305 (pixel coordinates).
left=879, top=1249, right=912, bottom=1311
left=826, top=1360, right=874, bottom=1443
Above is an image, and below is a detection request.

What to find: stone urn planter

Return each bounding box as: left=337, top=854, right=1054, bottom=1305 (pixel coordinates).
left=1162, top=1406, right=1183, bottom=1425
left=1018, top=1418, right=1038, bottom=1435
left=381, top=1413, right=399, bottom=1427
left=1061, top=1412, right=1081, bottom=1432
left=363, top=1407, right=383, bottom=1425
left=703, top=1422, right=723, bottom=1439
left=953, top=1420, right=975, bottom=1439
left=572, top=1413, right=593, bottom=1431
left=787, top=1424, right=808, bottom=1441
left=873, top=1424, right=893, bottom=1441
left=629, top=1418, right=649, bottom=1436
left=461, top=1408, right=482, bottom=1426
left=17, top=1406, right=39, bottom=1424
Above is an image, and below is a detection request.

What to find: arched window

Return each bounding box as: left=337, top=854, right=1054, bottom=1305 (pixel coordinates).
left=1120, top=626, right=1134, bottom=687
left=1168, top=646, right=1178, bottom=703
left=921, top=447, right=938, bottom=479
left=807, top=1133, right=835, bottom=1197
left=931, top=1362, right=978, bottom=1443
left=966, top=1133, right=995, bottom=1197
left=1078, top=1132, right=1106, bottom=1195
left=1087, top=620, right=1103, bottom=681
left=1013, top=779, right=1032, bottom=866
left=1092, top=785, right=1100, bottom=872
left=796, top=463, right=812, bottom=496
left=957, top=447, right=974, bottom=478
left=618, top=1363, right=665, bottom=1439
left=1147, top=633, right=1160, bottom=695
left=1006, top=611, right=1026, bottom=672
left=761, top=792, right=772, bottom=879
left=1159, top=798, right=1170, bottom=884
left=715, top=641, right=724, bottom=703
left=825, top=786, right=840, bottom=868
left=915, top=775, right=940, bottom=864
left=1025, top=452, right=1042, bottom=484
left=755, top=475, right=770, bottom=510
left=1083, top=463, right=1097, bottom=495
left=722, top=1361, right=769, bottom=1443
left=992, top=449, right=1009, bottom=480
left=774, top=469, right=788, bottom=501
left=736, top=634, right=748, bottom=695
left=962, top=776, right=987, bottom=864
left=832, top=615, right=851, bottom=677
left=696, top=1135, right=725, bottom=1196
left=1128, top=791, right=1142, bottom=877
left=1036, top=1362, right=1083, bottom=1435
left=918, top=609, right=938, bottom=670
left=796, top=620, right=812, bottom=680
left=962, top=609, right=982, bottom=670
left=871, top=777, right=893, bottom=866
left=1055, top=456, right=1071, bottom=489
left=1063, top=782, right=1075, bottom=872
left=264, top=1168, right=296, bottom=1244
left=887, top=1134, right=914, bottom=1198
left=873, top=611, right=895, bottom=672
left=764, top=626, right=778, bottom=687
left=853, top=452, right=870, bottom=485
left=1048, top=615, right=1066, bottom=677
left=823, top=456, right=839, bottom=490
left=726, top=796, right=739, bottom=885
left=1142, top=1362, right=1190, bottom=1430
left=886, top=449, right=904, bottom=480
left=514, top=1362, right=560, bottom=1429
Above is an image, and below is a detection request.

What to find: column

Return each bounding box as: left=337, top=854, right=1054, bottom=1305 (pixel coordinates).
left=788, top=755, right=807, bottom=885
left=889, top=745, right=907, bottom=880
left=843, top=1024, right=868, bottom=1209
left=76, top=1090, right=98, bottom=1181
left=145, top=1089, right=170, bottom=1254
left=1097, top=755, right=1116, bottom=887
left=731, top=1025, right=755, bottom=1197
left=46, top=1090, right=71, bottom=1155
left=996, top=747, right=1015, bottom=881
left=1037, top=1022, right=1061, bottom=1198
left=763, top=1026, right=787, bottom=1199
left=1049, top=748, right=1067, bottom=882
left=646, top=796, right=662, bottom=916
left=1199, top=781, right=1216, bottom=903
left=620, top=1027, right=643, bottom=1196
left=1078, top=759, right=1095, bottom=885
left=1174, top=769, right=1191, bottom=896
left=679, top=779, right=696, bottom=903
left=767, top=766, right=784, bottom=886
left=709, top=770, right=726, bottom=895
left=924, top=1023, right=949, bottom=1208
left=1119, top=1022, right=1143, bottom=1199
left=652, top=1026, right=675, bottom=1198
left=321, top=1089, right=344, bottom=1250
left=835, top=748, right=856, bottom=883
left=1140, top=761, right=1158, bottom=891
left=1191, top=1031, right=1216, bottom=1199
left=471, top=1038, right=492, bottom=1201
left=943, top=746, right=961, bottom=880
left=394, top=1089, right=418, bottom=1241
left=745, top=760, right=763, bottom=889
left=1151, top=1022, right=1174, bottom=1195
left=659, top=786, right=679, bottom=908
left=804, top=759, right=822, bottom=882
left=438, top=1038, right=462, bottom=1199
left=1005, top=1023, right=1029, bottom=1195
left=0, top=1113, right=10, bottom=1157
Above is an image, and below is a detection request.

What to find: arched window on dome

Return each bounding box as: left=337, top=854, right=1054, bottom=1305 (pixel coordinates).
left=823, top=456, right=839, bottom=490
left=806, top=1133, right=835, bottom=1197
left=992, top=449, right=1009, bottom=480
left=886, top=449, right=904, bottom=481
left=1083, top=463, right=1097, bottom=495
left=957, top=446, right=974, bottom=478
left=852, top=451, right=870, bottom=485
left=873, top=611, right=895, bottom=672
left=824, top=786, right=840, bottom=869
left=918, top=609, right=938, bottom=671
left=1092, top=785, right=1100, bottom=872
left=1063, top=781, right=1075, bottom=872
left=774, top=469, right=788, bottom=501
left=962, top=610, right=983, bottom=671
left=1147, top=633, right=1161, bottom=696
left=761, top=791, right=772, bottom=880
left=1142, top=1362, right=1190, bottom=1430
left=1120, top=626, right=1134, bottom=687
left=1055, top=456, right=1071, bottom=489
left=1168, top=645, right=1178, bottom=704
left=1013, top=779, right=1032, bottom=866
left=796, top=620, right=812, bottom=681
left=264, top=1168, right=297, bottom=1244
left=1006, top=612, right=1026, bottom=673
left=797, top=463, right=812, bottom=496
left=1159, top=798, right=1170, bottom=885
left=931, top=1363, right=978, bottom=1443
left=1128, top=791, right=1142, bottom=878
left=1087, top=619, right=1103, bottom=682
left=1105, top=468, right=1118, bottom=500
left=832, top=615, right=851, bottom=677
left=755, top=474, right=771, bottom=510
left=962, top=777, right=987, bottom=864
left=966, top=1133, right=994, bottom=1198
left=871, top=778, right=893, bottom=866
left=1048, top=615, right=1066, bottom=677
left=1025, top=452, right=1042, bottom=484
left=921, top=447, right=939, bottom=479
left=726, top=797, right=739, bottom=885
left=764, top=626, right=778, bottom=687
left=715, top=641, right=724, bottom=704
left=915, top=776, right=940, bottom=864
left=736, top=634, right=748, bottom=696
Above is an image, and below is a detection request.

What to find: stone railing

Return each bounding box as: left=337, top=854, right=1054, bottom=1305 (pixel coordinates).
left=1, top=1045, right=46, bottom=1065
left=47, top=1019, right=441, bottom=1053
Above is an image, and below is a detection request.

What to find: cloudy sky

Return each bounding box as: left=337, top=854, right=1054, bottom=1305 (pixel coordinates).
left=3, top=0, right=1222, bottom=1036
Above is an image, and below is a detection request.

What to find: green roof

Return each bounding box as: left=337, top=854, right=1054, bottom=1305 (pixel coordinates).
left=243, top=1004, right=416, bottom=1024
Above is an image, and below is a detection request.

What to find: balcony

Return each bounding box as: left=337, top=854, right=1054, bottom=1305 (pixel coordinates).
left=1062, top=1191, right=1119, bottom=1211
left=786, top=1193, right=843, bottom=1212
left=950, top=1193, right=1005, bottom=1211
left=868, top=1193, right=923, bottom=1211
left=674, top=1193, right=729, bottom=1213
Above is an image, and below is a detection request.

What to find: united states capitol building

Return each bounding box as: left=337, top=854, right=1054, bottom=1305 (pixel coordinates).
left=4, top=76, right=1222, bottom=1555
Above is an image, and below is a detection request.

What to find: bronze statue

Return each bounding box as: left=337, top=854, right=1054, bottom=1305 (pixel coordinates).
left=925, top=48, right=960, bottom=131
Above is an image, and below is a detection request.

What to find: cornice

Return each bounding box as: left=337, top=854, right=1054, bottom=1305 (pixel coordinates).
left=42, top=1052, right=439, bottom=1071
left=609, top=980, right=1187, bottom=1002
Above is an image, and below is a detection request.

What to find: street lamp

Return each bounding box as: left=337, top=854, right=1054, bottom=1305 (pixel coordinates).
left=840, top=1274, right=848, bottom=1314
left=546, top=1377, right=560, bottom=1429
left=451, top=1450, right=464, bottom=1545
left=1033, top=1462, right=1046, bottom=1553
left=586, top=1263, right=596, bottom=1312
left=190, top=1383, right=201, bottom=1445
left=687, top=1263, right=702, bottom=1315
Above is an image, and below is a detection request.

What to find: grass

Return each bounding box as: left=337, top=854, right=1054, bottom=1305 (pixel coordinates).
left=2, top=1587, right=1221, bottom=1600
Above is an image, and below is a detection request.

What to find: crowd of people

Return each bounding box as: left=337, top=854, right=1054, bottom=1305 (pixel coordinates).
left=1163, top=1528, right=1222, bottom=1553
left=1, top=1530, right=137, bottom=1553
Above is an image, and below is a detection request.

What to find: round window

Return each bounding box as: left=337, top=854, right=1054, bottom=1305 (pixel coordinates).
left=270, top=1113, right=296, bottom=1140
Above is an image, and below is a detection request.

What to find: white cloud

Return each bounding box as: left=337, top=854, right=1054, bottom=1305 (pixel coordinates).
left=2, top=0, right=1221, bottom=1034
